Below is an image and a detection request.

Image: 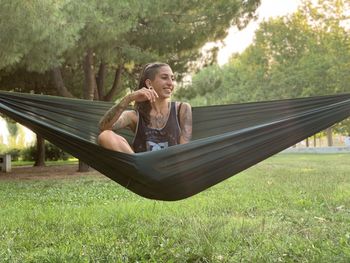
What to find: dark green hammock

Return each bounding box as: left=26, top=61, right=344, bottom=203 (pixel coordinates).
left=1, top=91, right=350, bottom=201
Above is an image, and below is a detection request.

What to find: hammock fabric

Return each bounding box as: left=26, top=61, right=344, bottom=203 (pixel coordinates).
left=1, top=91, right=350, bottom=201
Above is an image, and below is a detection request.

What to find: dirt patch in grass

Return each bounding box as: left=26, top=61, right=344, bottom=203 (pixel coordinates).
left=0, top=165, right=102, bottom=180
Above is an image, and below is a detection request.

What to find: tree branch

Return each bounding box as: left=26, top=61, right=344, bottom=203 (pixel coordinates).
left=104, top=64, right=123, bottom=102
left=52, top=67, right=74, bottom=98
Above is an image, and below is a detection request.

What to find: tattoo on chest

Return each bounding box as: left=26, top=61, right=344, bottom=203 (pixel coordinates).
left=150, top=112, right=167, bottom=128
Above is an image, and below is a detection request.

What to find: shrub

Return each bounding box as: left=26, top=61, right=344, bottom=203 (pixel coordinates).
left=20, top=146, right=36, bottom=161
left=20, top=142, right=71, bottom=161
left=6, top=148, right=21, bottom=161
left=0, top=146, right=21, bottom=161
left=45, top=142, right=70, bottom=161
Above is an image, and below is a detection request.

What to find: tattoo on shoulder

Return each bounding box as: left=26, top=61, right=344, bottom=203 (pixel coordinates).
left=180, top=103, right=192, bottom=143
left=113, top=113, right=131, bottom=131
left=99, top=100, right=130, bottom=131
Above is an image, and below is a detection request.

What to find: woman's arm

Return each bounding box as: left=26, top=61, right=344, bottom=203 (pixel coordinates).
left=99, top=88, right=158, bottom=131
left=98, top=95, right=133, bottom=131
left=179, top=102, right=192, bottom=144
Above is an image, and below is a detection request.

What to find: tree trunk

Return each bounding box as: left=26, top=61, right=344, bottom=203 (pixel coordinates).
left=96, top=61, right=107, bottom=99
left=52, top=67, right=74, bottom=98
left=104, top=65, right=123, bottom=101
left=83, top=49, right=97, bottom=101
left=326, top=127, right=333, bottom=146
left=34, top=134, right=45, bottom=167
left=78, top=49, right=98, bottom=172
left=52, top=66, right=85, bottom=172
left=78, top=161, right=90, bottom=173
left=94, top=85, right=100, bottom=100
left=306, top=138, right=309, bottom=147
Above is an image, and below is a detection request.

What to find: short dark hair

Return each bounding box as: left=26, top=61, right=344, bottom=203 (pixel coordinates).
left=137, top=62, right=169, bottom=90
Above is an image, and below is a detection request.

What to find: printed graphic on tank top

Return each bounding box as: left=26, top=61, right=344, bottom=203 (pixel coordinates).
left=133, top=102, right=181, bottom=153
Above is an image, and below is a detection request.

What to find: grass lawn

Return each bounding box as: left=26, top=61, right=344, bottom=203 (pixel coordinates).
left=11, top=158, right=78, bottom=167
left=0, top=153, right=349, bottom=262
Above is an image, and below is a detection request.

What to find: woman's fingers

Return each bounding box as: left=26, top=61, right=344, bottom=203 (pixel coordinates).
left=134, top=88, right=148, bottom=102
left=144, top=89, right=154, bottom=102
left=134, top=87, right=159, bottom=103
left=148, top=87, right=158, bottom=102
left=147, top=87, right=158, bottom=103
left=151, top=89, right=159, bottom=99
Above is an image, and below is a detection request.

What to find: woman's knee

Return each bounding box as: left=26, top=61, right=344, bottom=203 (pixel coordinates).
left=98, top=130, right=127, bottom=145
left=98, top=130, right=113, bottom=143
left=98, top=130, right=133, bottom=153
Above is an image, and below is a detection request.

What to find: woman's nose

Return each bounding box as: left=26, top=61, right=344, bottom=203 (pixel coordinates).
left=167, top=78, right=173, bottom=85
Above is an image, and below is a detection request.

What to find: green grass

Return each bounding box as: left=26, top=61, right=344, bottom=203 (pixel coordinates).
left=0, top=154, right=349, bottom=262
left=12, top=158, right=78, bottom=167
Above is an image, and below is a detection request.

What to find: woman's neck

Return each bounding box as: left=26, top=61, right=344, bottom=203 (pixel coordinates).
left=151, top=98, right=170, bottom=113
left=148, top=98, right=171, bottom=128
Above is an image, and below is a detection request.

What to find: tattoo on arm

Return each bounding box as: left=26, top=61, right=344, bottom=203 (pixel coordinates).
left=99, top=96, right=131, bottom=131
left=179, top=103, right=192, bottom=144
left=112, top=112, right=132, bottom=131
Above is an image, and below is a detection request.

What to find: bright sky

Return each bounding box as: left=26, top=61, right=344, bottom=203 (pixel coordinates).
left=216, top=0, right=302, bottom=65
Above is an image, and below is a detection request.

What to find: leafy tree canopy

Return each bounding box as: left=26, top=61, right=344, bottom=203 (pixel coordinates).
left=0, top=0, right=261, bottom=101
left=179, top=0, right=350, bottom=105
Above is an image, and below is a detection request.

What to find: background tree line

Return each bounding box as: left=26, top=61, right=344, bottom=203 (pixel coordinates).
left=176, top=0, right=350, bottom=140
left=0, top=0, right=260, bottom=98
left=0, top=0, right=260, bottom=168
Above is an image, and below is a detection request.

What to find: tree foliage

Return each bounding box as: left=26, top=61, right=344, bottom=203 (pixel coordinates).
left=180, top=0, right=350, bottom=104
left=0, top=0, right=261, bottom=101
left=0, top=0, right=83, bottom=71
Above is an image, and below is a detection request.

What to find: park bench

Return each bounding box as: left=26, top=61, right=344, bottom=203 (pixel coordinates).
left=0, top=154, right=11, bottom=172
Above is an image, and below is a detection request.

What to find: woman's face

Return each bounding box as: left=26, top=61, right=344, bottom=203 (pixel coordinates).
left=148, top=65, right=174, bottom=99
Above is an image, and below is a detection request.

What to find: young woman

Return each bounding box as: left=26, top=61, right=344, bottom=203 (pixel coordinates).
left=98, top=62, right=192, bottom=153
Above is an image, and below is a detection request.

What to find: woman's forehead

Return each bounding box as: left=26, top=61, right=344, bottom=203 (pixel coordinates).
left=157, top=65, right=173, bottom=75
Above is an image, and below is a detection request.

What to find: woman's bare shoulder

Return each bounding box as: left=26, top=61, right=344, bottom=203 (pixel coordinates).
left=177, top=102, right=192, bottom=114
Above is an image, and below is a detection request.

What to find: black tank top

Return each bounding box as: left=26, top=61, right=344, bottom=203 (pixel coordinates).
left=133, top=102, right=181, bottom=153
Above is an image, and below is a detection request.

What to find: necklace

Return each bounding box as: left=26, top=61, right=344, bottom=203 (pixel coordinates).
left=150, top=106, right=169, bottom=128
left=154, top=111, right=166, bottom=128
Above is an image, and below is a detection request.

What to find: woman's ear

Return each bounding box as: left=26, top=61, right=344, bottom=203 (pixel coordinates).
left=145, top=79, right=152, bottom=88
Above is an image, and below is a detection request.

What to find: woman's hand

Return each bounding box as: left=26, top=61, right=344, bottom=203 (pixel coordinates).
left=130, top=87, right=159, bottom=103
left=99, top=87, right=158, bottom=131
